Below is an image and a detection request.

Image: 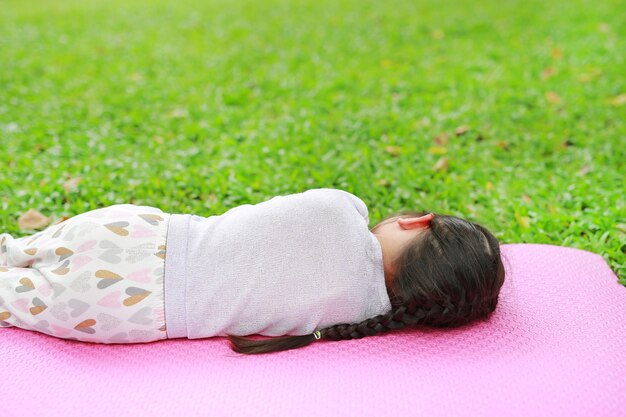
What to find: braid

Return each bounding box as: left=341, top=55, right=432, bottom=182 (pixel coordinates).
left=317, top=292, right=494, bottom=342
left=226, top=296, right=489, bottom=354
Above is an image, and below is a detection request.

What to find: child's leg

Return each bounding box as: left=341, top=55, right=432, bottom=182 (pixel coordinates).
left=0, top=204, right=169, bottom=344
left=1, top=228, right=74, bottom=334
left=0, top=264, right=60, bottom=333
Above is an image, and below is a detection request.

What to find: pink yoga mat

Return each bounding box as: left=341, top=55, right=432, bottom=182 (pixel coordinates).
left=1, top=243, right=625, bottom=417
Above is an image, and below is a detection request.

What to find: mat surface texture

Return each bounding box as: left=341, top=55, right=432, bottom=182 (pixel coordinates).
left=1, top=243, right=625, bottom=417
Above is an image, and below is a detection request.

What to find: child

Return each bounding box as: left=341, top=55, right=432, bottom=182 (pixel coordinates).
left=0, top=188, right=505, bottom=354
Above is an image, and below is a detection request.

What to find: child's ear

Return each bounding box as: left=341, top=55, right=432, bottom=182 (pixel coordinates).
left=398, top=214, right=434, bottom=227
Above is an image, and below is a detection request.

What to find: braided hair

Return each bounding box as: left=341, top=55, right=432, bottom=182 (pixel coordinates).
left=226, top=210, right=506, bottom=354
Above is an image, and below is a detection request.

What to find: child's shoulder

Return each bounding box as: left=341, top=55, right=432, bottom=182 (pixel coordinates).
left=302, top=188, right=369, bottom=221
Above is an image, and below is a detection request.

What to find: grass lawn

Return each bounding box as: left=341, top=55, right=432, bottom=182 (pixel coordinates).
left=0, top=0, right=624, bottom=283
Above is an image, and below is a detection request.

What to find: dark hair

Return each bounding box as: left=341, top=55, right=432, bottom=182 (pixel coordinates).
left=226, top=210, right=506, bottom=355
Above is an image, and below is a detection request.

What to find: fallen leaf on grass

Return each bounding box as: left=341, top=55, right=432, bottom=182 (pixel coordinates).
left=383, top=146, right=402, bottom=157
left=540, top=67, right=556, bottom=80
left=545, top=91, right=562, bottom=104
left=577, top=68, right=602, bottom=83
left=18, top=209, right=50, bottom=231
left=551, top=47, right=563, bottom=60
left=432, top=157, right=448, bottom=172
left=514, top=211, right=531, bottom=229
left=454, top=125, right=470, bottom=136
left=63, top=177, right=82, bottom=192
left=608, top=94, right=626, bottom=107
left=428, top=146, right=447, bottom=154
left=496, top=141, right=510, bottom=150
left=434, top=132, right=449, bottom=146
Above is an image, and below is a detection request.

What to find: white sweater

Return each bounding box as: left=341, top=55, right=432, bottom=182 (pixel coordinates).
left=163, top=188, right=391, bottom=339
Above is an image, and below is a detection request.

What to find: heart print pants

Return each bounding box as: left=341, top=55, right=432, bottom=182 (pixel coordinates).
left=0, top=204, right=169, bottom=344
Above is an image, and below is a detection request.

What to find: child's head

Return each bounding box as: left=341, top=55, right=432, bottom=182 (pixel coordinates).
left=227, top=210, right=506, bottom=355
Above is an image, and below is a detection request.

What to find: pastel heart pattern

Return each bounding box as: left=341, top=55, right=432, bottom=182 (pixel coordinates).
left=77, top=239, right=97, bottom=252
left=97, top=313, right=122, bottom=331
left=127, top=267, right=151, bottom=283
left=1, top=205, right=169, bottom=343
left=10, top=316, right=28, bottom=328
left=51, top=324, right=72, bottom=337
left=69, top=271, right=92, bottom=293
left=50, top=302, right=70, bottom=321
left=124, top=287, right=151, bottom=306
left=138, top=213, right=164, bottom=226
left=38, top=282, right=53, bottom=297
left=23, top=247, right=38, bottom=256
left=129, top=329, right=153, bottom=339
left=68, top=298, right=90, bottom=317
left=99, top=250, right=122, bottom=264
left=109, top=332, right=129, bottom=342
left=125, top=242, right=153, bottom=263
left=128, top=307, right=152, bottom=325
left=99, top=239, right=121, bottom=250
left=74, top=318, right=96, bottom=334
left=51, top=260, right=70, bottom=275
left=51, top=282, right=67, bottom=299
left=97, top=290, right=122, bottom=308
left=16, top=277, right=35, bottom=293
left=75, top=221, right=98, bottom=237
left=71, top=255, right=93, bottom=271
left=99, top=240, right=123, bottom=263
left=30, top=297, right=48, bottom=315
left=105, top=221, right=130, bottom=236
left=51, top=224, right=67, bottom=239
left=95, top=269, right=124, bottom=289
left=11, top=298, right=29, bottom=313
left=61, top=226, right=76, bottom=241
left=130, top=224, right=156, bottom=238
left=155, top=244, right=166, bottom=260
left=55, top=247, right=74, bottom=262
left=34, top=320, right=50, bottom=331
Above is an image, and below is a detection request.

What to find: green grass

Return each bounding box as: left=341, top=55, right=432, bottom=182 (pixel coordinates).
left=0, top=0, right=624, bottom=283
